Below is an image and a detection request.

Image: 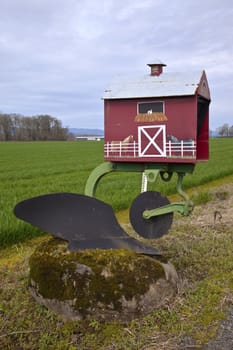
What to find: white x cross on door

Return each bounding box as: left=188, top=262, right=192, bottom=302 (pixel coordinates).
left=138, top=125, right=166, bottom=157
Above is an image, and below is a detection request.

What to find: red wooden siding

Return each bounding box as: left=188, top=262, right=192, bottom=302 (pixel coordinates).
left=104, top=96, right=203, bottom=163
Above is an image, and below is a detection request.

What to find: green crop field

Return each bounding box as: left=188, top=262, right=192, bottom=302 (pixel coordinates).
left=0, top=138, right=233, bottom=247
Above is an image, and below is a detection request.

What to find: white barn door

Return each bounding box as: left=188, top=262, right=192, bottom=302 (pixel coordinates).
left=138, top=125, right=166, bottom=157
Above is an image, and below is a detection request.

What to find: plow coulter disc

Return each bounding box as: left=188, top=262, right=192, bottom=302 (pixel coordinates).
left=129, top=191, right=173, bottom=239
left=14, top=192, right=160, bottom=255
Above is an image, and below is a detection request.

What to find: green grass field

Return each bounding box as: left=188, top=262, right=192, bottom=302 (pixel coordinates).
left=0, top=138, right=233, bottom=247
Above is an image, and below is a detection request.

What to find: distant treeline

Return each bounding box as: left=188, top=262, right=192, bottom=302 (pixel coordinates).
left=217, top=123, right=233, bottom=137
left=0, top=113, right=69, bottom=141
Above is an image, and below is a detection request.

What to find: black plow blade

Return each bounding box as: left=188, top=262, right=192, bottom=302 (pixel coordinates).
left=14, top=193, right=160, bottom=256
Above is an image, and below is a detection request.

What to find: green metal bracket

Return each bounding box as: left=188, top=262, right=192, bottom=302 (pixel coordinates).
left=144, top=169, right=160, bottom=183
left=84, top=162, right=162, bottom=197
left=142, top=173, right=193, bottom=219
left=143, top=200, right=193, bottom=220
left=85, top=162, right=114, bottom=197
left=85, top=161, right=195, bottom=219
left=85, top=162, right=165, bottom=197
left=176, top=172, right=194, bottom=214
left=177, top=173, right=189, bottom=202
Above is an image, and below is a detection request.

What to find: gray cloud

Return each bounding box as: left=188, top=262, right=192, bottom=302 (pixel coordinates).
left=0, top=0, right=232, bottom=129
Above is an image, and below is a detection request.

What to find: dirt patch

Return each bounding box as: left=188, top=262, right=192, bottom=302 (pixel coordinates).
left=190, top=183, right=233, bottom=229
left=176, top=182, right=233, bottom=350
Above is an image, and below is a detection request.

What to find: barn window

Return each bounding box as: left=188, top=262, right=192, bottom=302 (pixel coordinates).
left=138, top=101, right=164, bottom=114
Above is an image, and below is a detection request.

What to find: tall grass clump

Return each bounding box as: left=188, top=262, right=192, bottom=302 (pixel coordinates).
left=185, top=137, right=233, bottom=187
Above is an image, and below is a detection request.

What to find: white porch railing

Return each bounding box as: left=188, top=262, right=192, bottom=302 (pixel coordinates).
left=166, top=140, right=196, bottom=158
left=104, top=140, right=196, bottom=159
left=104, top=141, right=138, bottom=158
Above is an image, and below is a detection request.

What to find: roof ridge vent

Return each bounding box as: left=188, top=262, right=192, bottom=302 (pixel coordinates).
left=147, top=60, right=166, bottom=76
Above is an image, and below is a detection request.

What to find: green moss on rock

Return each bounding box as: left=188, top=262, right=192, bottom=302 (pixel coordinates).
left=29, top=238, right=177, bottom=322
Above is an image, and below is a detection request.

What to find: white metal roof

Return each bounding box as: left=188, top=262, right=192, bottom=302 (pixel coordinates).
left=147, top=59, right=166, bottom=66
left=103, top=71, right=204, bottom=99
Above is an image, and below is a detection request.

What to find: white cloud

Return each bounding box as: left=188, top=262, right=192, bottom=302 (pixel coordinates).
left=0, top=0, right=232, bottom=129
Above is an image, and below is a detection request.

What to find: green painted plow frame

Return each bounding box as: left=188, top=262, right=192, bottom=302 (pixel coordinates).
left=85, top=162, right=195, bottom=217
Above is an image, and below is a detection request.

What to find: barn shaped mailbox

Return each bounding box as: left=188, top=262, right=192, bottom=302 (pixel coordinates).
left=84, top=61, right=211, bottom=241
left=103, top=61, right=210, bottom=163
left=14, top=61, right=211, bottom=255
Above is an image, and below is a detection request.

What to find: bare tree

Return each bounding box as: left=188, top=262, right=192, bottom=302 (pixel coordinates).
left=229, top=125, right=233, bottom=137
left=0, top=114, right=13, bottom=140
left=218, top=123, right=230, bottom=137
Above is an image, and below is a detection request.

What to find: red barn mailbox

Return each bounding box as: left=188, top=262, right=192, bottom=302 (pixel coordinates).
left=103, top=61, right=210, bottom=163
left=84, top=60, right=211, bottom=240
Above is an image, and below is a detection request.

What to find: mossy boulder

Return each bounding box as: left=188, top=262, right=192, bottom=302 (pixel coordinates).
left=29, top=238, right=178, bottom=322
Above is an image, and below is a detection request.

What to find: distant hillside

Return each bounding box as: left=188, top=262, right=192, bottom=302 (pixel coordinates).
left=69, top=128, right=104, bottom=136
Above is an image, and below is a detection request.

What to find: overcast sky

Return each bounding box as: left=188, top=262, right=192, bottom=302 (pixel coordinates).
left=0, top=0, right=232, bottom=130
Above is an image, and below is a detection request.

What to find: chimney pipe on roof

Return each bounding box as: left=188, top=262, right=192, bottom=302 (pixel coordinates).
left=147, top=60, right=166, bottom=76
